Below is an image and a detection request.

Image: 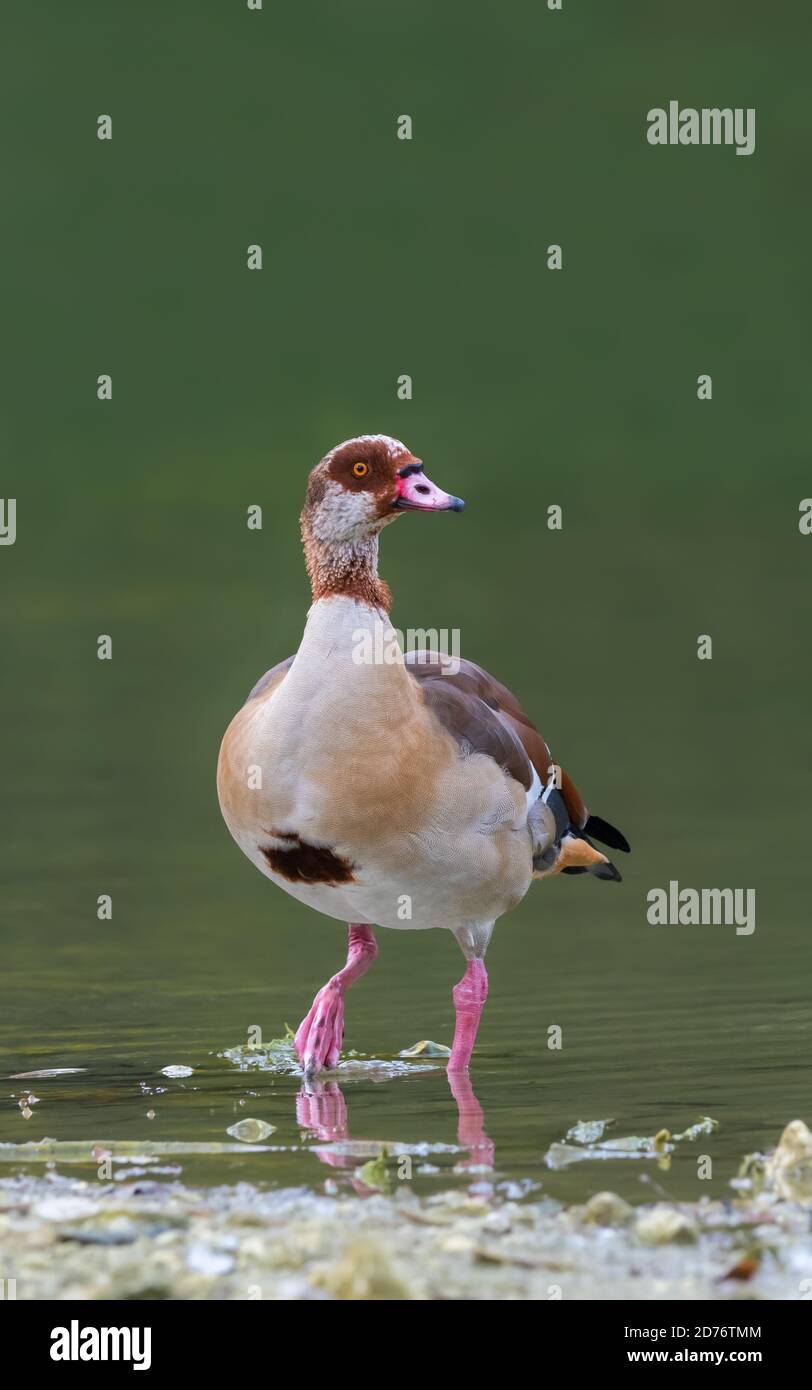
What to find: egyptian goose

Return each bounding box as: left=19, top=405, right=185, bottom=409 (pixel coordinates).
left=217, top=435, right=629, bottom=1075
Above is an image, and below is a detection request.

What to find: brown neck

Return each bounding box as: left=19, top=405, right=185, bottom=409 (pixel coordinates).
left=301, top=517, right=392, bottom=612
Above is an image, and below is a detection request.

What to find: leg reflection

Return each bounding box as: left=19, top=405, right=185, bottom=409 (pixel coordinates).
left=447, top=1068, right=495, bottom=1171
left=296, top=1080, right=349, bottom=1169
left=297, top=1070, right=495, bottom=1181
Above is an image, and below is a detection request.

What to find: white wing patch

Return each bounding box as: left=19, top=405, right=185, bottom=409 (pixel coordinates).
left=526, top=763, right=542, bottom=814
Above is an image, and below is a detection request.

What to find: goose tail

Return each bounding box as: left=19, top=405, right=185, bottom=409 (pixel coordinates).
left=531, top=786, right=629, bottom=884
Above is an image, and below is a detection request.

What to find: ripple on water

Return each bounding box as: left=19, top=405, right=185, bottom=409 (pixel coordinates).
left=217, top=1037, right=441, bottom=1081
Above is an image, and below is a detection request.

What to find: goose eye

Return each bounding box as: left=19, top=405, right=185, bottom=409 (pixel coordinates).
left=351, top=461, right=369, bottom=478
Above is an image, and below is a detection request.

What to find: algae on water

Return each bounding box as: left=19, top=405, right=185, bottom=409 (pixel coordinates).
left=565, top=1119, right=615, bottom=1145
left=398, top=1040, right=452, bottom=1058
left=355, top=1149, right=393, bottom=1193
left=545, top=1116, right=719, bottom=1170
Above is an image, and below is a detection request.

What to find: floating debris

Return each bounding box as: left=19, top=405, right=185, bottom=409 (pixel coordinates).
left=226, top=1119, right=276, bottom=1143
left=545, top=1135, right=671, bottom=1169
left=355, top=1150, right=392, bottom=1193
left=9, top=1068, right=87, bottom=1080
left=0, top=1138, right=275, bottom=1164
left=546, top=1116, right=718, bottom=1170
left=160, top=1065, right=194, bottom=1079
left=672, top=1117, right=718, bottom=1142
left=398, top=1040, right=451, bottom=1058
left=18, top=1091, right=40, bottom=1120
left=566, top=1119, right=615, bottom=1145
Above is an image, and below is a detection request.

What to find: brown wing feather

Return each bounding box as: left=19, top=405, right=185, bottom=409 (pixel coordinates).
left=410, top=668, right=534, bottom=791
left=404, top=651, right=588, bottom=824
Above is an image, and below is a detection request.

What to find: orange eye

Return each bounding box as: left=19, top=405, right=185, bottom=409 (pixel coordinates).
left=352, top=461, right=369, bottom=478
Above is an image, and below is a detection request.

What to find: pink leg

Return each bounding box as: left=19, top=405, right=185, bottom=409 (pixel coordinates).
left=447, top=957, right=488, bottom=1072
left=294, top=924, right=378, bottom=1076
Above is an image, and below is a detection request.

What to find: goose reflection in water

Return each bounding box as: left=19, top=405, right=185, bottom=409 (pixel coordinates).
left=296, top=1071, right=495, bottom=1191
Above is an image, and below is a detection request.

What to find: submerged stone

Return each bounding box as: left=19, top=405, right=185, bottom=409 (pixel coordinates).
left=764, top=1120, right=812, bottom=1203
left=576, top=1191, right=633, bottom=1226
left=635, top=1205, right=698, bottom=1245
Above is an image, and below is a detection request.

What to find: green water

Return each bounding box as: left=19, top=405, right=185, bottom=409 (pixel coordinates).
left=2, top=0, right=811, bottom=1211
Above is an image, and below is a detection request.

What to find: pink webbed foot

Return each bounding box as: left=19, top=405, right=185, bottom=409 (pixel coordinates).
left=294, top=924, right=378, bottom=1077
left=294, top=982, right=346, bottom=1075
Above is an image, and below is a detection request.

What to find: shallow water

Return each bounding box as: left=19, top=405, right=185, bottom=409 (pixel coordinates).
left=3, top=557, right=812, bottom=1209
left=2, top=846, right=811, bottom=1211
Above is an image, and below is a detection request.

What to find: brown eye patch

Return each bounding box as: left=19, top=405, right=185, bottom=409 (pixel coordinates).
left=328, top=441, right=389, bottom=491
left=324, top=437, right=420, bottom=510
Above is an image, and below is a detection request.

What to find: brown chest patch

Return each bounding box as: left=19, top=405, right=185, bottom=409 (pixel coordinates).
left=261, top=832, right=356, bottom=886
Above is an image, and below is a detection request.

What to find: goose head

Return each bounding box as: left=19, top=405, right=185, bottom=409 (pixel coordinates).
left=300, top=436, right=464, bottom=610
left=302, top=435, right=463, bottom=546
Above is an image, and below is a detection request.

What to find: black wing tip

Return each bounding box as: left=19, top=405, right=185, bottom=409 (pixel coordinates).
left=584, top=814, right=630, bottom=854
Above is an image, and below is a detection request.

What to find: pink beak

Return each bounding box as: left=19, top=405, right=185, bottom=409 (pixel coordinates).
left=395, top=467, right=465, bottom=513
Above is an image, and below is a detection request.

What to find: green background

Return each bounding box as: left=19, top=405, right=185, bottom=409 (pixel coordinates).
left=1, top=1, right=810, bottom=1201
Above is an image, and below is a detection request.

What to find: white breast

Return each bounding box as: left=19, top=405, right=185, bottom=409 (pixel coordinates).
left=217, top=597, right=534, bottom=933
